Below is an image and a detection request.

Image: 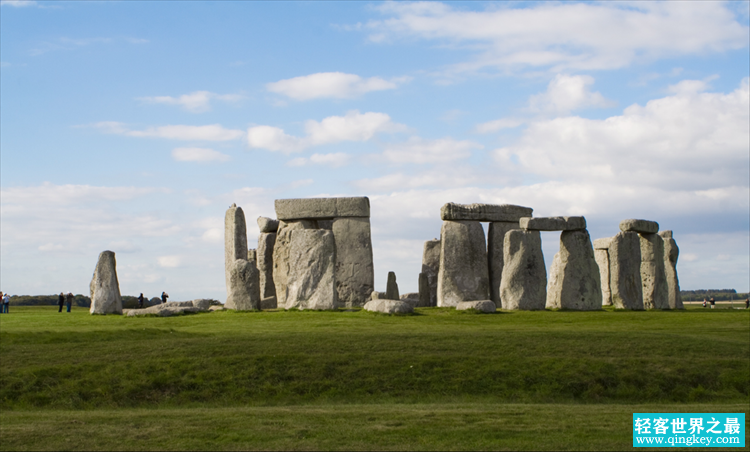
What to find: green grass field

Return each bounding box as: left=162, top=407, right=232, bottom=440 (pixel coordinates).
left=1, top=306, right=748, bottom=450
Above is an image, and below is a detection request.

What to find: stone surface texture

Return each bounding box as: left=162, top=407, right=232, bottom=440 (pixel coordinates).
left=456, top=300, right=497, bottom=313
left=659, top=230, right=684, bottom=309
left=487, top=221, right=518, bottom=308
left=545, top=230, right=602, bottom=310
left=332, top=217, right=374, bottom=307
left=225, top=204, right=248, bottom=293
left=363, top=299, right=414, bottom=314
left=248, top=249, right=256, bottom=262
left=284, top=229, right=338, bottom=310
left=440, top=202, right=533, bottom=222
left=257, top=216, right=279, bottom=233
left=499, top=230, right=547, bottom=310
left=370, top=291, right=386, bottom=300
left=619, top=219, right=659, bottom=234
left=89, top=250, right=123, bottom=315
left=594, top=248, right=612, bottom=306
left=640, top=233, right=669, bottom=310
left=260, top=296, right=278, bottom=310
left=386, top=271, right=400, bottom=300
left=608, top=231, right=644, bottom=309
left=418, top=273, right=431, bottom=308
left=520, top=216, right=586, bottom=231
left=225, top=259, right=261, bottom=310
left=593, top=238, right=612, bottom=250
left=126, top=300, right=209, bottom=317
left=275, top=197, right=370, bottom=220
left=437, top=221, right=490, bottom=307
left=421, top=239, right=441, bottom=307
left=272, top=220, right=316, bottom=307
left=257, top=232, right=277, bottom=301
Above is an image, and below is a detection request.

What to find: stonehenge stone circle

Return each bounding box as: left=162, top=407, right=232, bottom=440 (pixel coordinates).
left=488, top=221, right=519, bottom=308
left=332, top=217, right=374, bottom=307
left=456, top=300, right=497, bottom=313
left=640, top=233, right=669, bottom=310
left=364, top=299, right=413, bottom=314
left=386, top=271, right=400, bottom=300
left=620, top=219, right=659, bottom=234
left=89, top=250, right=123, bottom=315
left=421, top=239, right=441, bottom=307
left=284, top=229, right=338, bottom=310
left=437, top=220, right=490, bottom=307
left=608, top=231, right=644, bottom=309
left=546, top=230, right=603, bottom=310
left=225, top=203, right=248, bottom=296
left=257, top=232, right=277, bottom=304
left=593, top=238, right=613, bottom=306
left=499, top=230, right=547, bottom=310
left=440, top=202, right=533, bottom=222
left=257, top=216, right=279, bottom=233
left=275, top=197, right=369, bottom=220
left=225, top=259, right=261, bottom=310
left=659, top=230, right=684, bottom=309
left=272, top=219, right=316, bottom=307
left=520, top=216, right=586, bottom=231
left=418, top=272, right=431, bottom=308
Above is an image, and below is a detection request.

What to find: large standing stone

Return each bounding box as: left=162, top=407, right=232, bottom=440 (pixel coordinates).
left=608, top=231, right=643, bottom=310
left=421, top=239, right=440, bottom=307
left=418, top=272, right=431, bottom=308
left=89, top=250, right=122, bottom=315
left=284, top=229, right=338, bottom=310
left=499, top=230, right=547, bottom=310
left=520, top=216, right=586, bottom=231
left=659, top=230, right=684, bottom=309
left=257, top=232, right=277, bottom=302
left=487, top=222, right=518, bottom=308
left=332, top=217, right=374, bottom=307
left=272, top=220, right=316, bottom=307
left=620, top=219, right=659, bottom=234
left=437, top=221, right=490, bottom=307
left=225, top=259, right=260, bottom=310
left=275, top=197, right=370, bottom=220
left=640, top=233, right=669, bottom=310
left=440, top=203, right=533, bottom=222
left=225, top=204, right=248, bottom=295
left=386, top=271, right=400, bottom=300
left=546, top=230, right=602, bottom=310
left=593, top=238, right=613, bottom=306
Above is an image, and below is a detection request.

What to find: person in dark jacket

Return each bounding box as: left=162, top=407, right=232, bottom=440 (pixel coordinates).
left=161, top=292, right=169, bottom=304
left=58, top=292, right=65, bottom=313
left=138, top=293, right=145, bottom=309
left=710, top=297, right=716, bottom=309
left=66, top=293, right=74, bottom=312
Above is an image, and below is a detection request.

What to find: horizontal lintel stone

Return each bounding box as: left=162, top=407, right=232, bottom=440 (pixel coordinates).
left=275, top=197, right=370, bottom=220
left=440, top=202, right=533, bottom=222
left=593, top=237, right=613, bottom=250
left=619, top=219, right=659, bottom=234
left=520, top=216, right=586, bottom=231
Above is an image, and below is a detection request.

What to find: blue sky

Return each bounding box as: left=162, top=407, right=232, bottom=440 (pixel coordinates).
left=1, top=1, right=749, bottom=300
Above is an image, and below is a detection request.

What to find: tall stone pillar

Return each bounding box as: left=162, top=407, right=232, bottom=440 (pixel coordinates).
left=437, top=220, right=490, bottom=307
left=593, top=238, right=613, bottom=306
left=609, top=231, right=643, bottom=310
left=659, top=230, right=683, bottom=309
left=488, top=222, right=519, bottom=308
left=90, top=250, right=123, bottom=315
left=499, top=229, right=546, bottom=310
left=225, top=204, right=248, bottom=293
left=272, top=220, right=315, bottom=308
left=421, top=239, right=440, bottom=307
left=546, top=229, right=602, bottom=310
left=332, top=217, right=374, bottom=307
left=640, top=233, right=669, bottom=310
left=284, top=230, right=338, bottom=310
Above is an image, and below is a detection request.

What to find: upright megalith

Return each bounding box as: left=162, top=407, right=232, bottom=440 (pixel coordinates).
left=225, top=204, right=248, bottom=291
left=437, top=221, right=490, bottom=307
left=284, top=229, right=338, bottom=310
left=608, top=231, right=643, bottom=310
left=640, top=233, right=669, bottom=310
left=386, top=271, right=400, bottom=300
left=257, top=231, right=277, bottom=308
left=499, top=230, right=546, bottom=310
left=488, top=222, right=519, bottom=308
left=272, top=220, right=315, bottom=307
left=418, top=272, right=431, bottom=308
left=546, top=230, right=602, bottom=310
left=593, top=238, right=613, bottom=306
left=421, top=239, right=440, bottom=307
left=659, top=230, right=683, bottom=309
left=89, top=250, right=122, bottom=315
left=332, top=217, right=374, bottom=307
left=225, top=259, right=260, bottom=310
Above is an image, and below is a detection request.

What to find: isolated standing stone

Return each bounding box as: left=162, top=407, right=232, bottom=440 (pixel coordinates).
left=257, top=232, right=277, bottom=302
left=421, top=239, right=440, bottom=307
left=225, top=259, right=260, bottom=310
left=499, top=230, right=547, bottom=310
left=386, top=271, right=400, bottom=300
left=608, top=231, right=643, bottom=310
left=272, top=220, right=316, bottom=307
left=332, top=217, right=374, bottom=307
left=284, top=229, right=338, bottom=310
left=546, top=230, right=602, bottom=310
left=418, top=272, right=431, bottom=308
left=89, top=250, right=122, bottom=315
left=440, top=203, right=533, bottom=222
left=659, top=230, right=684, bottom=309
left=225, top=204, right=248, bottom=294
left=487, top=222, right=518, bottom=308
left=257, top=216, right=279, bottom=233
left=437, top=221, right=490, bottom=307
left=640, top=233, right=669, bottom=310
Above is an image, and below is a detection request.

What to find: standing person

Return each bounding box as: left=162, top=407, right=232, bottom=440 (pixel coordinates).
left=745, top=298, right=749, bottom=309
left=58, top=292, right=65, bottom=313
left=710, top=297, right=716, bottom=309
left=138, top=293, right=145, bottom=309
left=702, top=298, right=707, bottom=308
left=66, top=293, right=74, bottom=312
left=0, top=292, right=3, bottom=314
left=161, top=291, right=169, bottom=304
left=3, top=292, right=10, bottom=313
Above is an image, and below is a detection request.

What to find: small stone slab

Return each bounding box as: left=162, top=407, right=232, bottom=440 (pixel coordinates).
left=456, top=300, right=496, bottom=313
left=275, top=197, right=370, bottom=220
left=593, top=237, right=612, bottom=250
left=520, top=216, right=586, bottom=231
left=257, top=216, right=279, bottom=233
left=363, top=299, right=414, bottom=314
left=440, top=203, right=533, bottom=222
left=619, top=219, right=659, bottom=234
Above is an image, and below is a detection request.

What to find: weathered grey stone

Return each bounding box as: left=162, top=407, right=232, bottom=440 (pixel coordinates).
left=332, top=217, right=374, bottom=307
left=594, top=248, right=612, bottom=306
left=209, top=305, right=225, bottom=311
left=640, top=233, right=669, bottom=310
left=440, top=202, right=533, bottom=222
left=191, top=299, right=213, bottom=310
left=456, top=300, right=497, bottom=313
left=363, top=299, right=413, bottom=314
left=437, top=221, right=490, bottom=307
left=257, top=232, right=277, bottom=301
left=275, top=197, right=370, bottom=220
left=284, top=229, right=338, bottom=310
left=659, top=230, right=683, bottom=309
left=620, top=219, right=659, bottom=234
left=399, top=292, right=422, bottom=308
left=418, top=273, right=431, bottom=308
left=225, top=204, right=248, bottom=294
left=248, top=249, right=257, bottom=262
left=260, top=296, right=277, bottom=310
left=126, top=301, right=205, bottom=317
left=593, top=237, right=612, bottom=250
left=488, top=222, right=518, bottom=308
left=386, top=271, right=400, bottom=301
left=272, top=220, right=316, bottom=307
left=421, top=239, right=440, bottom=307
left=499, top=230, right=547, bottom=310
left=609, top=231, right=644, bottom=309
left=520, top=216, right=586, bottom=231
left=546, top=230, right=602, bottom=310
left=370, top=291, right=386, bottom=300
left=257, top=216, right=279, bottom=233
left=89, top=250, right=123, bottom=315
left=225, top=259, right=261, bottom=310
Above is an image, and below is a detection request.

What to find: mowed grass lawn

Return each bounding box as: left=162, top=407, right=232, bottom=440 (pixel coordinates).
left=1, top=306, right=748, bottom=450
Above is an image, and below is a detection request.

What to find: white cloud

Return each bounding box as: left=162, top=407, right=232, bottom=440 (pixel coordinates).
left=172, top=147, right=230, bottom=163
left=528, top=74, right=614, bottom=114
left=267, top=72, right=410, bottom=100
left=475, top=118, right=524, bottom=134
left=287, top=153, right=351, bottom=168
left=247, top=111, right=406, bottom=153
left=139, top=91, right=242, bottom=113
left=380, top=137, right=481, bottom=164
left=92, top=122, right=244, bottom=141
left=364, top=2, right=749, bottom=75
left=1, top=1, right=36, bottom=7
left=157, top=256, right=181, bottom=268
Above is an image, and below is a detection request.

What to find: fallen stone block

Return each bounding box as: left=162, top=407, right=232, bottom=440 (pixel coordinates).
left=275, top=197, right=370, bottom=220
left=546, top=230, right=602, bottom=310
left=363, top=299, right=414, bottom=314
left=191, top=299, right=213, bottom=310
left=609, top=231, right=643, bottom=309
left=488, top=221, right=519, bottom=307
left=90, top=250, right=123, bottom=315
left=257, top=216, right=279, bottom=233
left=456, top=300, right=497, bottom=313
left=440, top=202, right=533, bottom=222
left=520, top=216, right=586, bottom=231
left=209, top=305, right=225, bottom=311
left=437, top=221, right=490, bottom=307
left=619, top=219, right=659, bottom=234
left=499, top=230, right=546, bottom=310
left=659, top=230, right=683, bottom=309
left=284, top=229, right=338, bottom=310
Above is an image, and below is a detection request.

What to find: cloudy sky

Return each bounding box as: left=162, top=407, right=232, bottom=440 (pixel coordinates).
left=1, top=1, right=748, bottom=300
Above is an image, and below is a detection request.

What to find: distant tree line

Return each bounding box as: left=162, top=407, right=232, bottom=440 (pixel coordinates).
left=680, top=289, right=749, bottom=301
left=7, top=295, right=218, bottom=309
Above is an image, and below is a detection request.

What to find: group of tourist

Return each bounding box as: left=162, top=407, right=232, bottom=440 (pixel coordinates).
left=135, top=291, right=169, bottom=309
left=701, top=297, right=750, bottom=309
left=0, top=292, right=10, bottom=313
left=57, top=292, right=75, bottom=312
